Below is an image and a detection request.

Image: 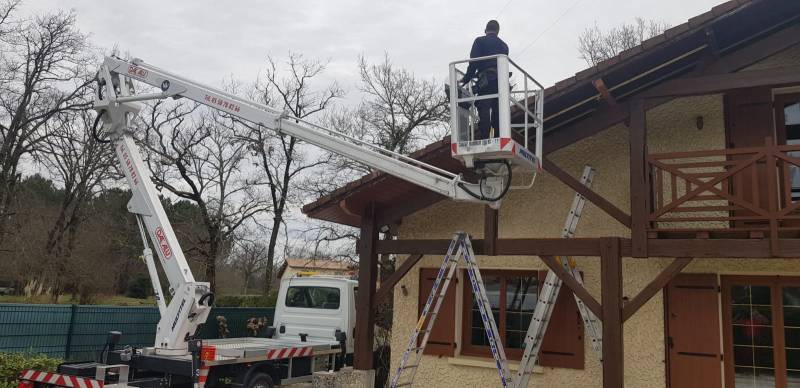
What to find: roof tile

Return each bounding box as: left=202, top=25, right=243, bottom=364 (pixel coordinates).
left=712, top=0, right=739, bottom=15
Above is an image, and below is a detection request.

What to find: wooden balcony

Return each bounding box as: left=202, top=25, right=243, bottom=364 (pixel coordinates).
left=647, top=142, right=800, bottom=251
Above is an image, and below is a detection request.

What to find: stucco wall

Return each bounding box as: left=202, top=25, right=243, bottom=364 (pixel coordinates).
left=389, top=43, right=800, bottom=388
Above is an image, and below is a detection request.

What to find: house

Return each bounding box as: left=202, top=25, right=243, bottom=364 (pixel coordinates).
left=276, top=258, right=355, bottom=281
left=302, top=1, right=800, bottom=387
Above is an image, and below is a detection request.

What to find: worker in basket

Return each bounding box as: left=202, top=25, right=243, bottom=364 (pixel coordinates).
left=461, top=19, right=509, bottom=140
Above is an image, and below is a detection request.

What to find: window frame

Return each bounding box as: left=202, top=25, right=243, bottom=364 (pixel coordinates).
left=721, top=275, right=800, bottom=388
left=460, top=269, right=540, bottom=360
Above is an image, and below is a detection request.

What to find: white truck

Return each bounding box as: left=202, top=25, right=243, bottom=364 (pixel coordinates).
left=19, top=275, right=357, bottom=388
left=17, top=53, right=542, bottom=388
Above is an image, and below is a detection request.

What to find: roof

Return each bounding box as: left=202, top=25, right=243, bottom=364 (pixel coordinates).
left=303, top=0, right=800, bottom=226
left=283, top=258, right=353, bottom=270
left=276, top=258, right=354, bottom=279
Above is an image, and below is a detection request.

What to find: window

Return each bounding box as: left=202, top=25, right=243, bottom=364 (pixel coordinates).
left=285, top=286, right=340, bottom=309
left=461, top=270, right=584, bottom=369
left=722, top=276, right=800, bottom=388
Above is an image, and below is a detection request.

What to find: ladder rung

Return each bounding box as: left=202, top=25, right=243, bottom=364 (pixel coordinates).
left=395, top=382, right=414, bottom=387
left=401, top=364, right=419, bottom=370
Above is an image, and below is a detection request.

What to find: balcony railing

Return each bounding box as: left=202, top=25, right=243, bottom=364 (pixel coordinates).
left=648, top=142, right=800, bottom=242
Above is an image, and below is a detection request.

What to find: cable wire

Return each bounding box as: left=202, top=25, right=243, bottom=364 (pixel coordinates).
left=495, top=0, right=516, bottom=19
left=519, top=0, right=585, bottom=56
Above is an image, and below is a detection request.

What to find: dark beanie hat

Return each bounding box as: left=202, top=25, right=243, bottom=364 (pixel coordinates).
left=486, top=20, right=500, bottom=33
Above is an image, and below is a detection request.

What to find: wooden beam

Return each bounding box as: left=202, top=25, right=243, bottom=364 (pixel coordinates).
left=354, top=203, right=379, bottom=370
left=593, top=78, right=617, bottom=106
left=629, top=99, right=649, bottom=258
left=621, top=257, right=693, bottom=322
left=641, top=66, right=800, bottom=99
left=647, top=239, right=800, bottom=258
left=539, top=255, right=602, bottom=319
left=542, top=158, right=632, bottom=228
left=375, top=237, right=629, bottom=256
left=484, top=206, right=499, bottom=255
left=601, top=238, right=624, bottom=388
left=373, top=254, right=424, bottom=307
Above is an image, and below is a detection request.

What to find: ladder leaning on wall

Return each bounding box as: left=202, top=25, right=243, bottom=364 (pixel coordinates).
left=390, top=165, right=602, bottom=388
left=514, top=165, right=603, bottom=388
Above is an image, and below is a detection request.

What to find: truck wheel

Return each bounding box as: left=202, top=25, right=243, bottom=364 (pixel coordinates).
left=246, top=373, right=273, bottom=388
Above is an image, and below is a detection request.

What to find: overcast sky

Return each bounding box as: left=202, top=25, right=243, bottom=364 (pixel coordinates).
left=22, top=0, right=726, bottom=105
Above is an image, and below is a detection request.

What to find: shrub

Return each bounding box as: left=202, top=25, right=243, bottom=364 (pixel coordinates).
left=0, top=353, right=61, bottom=388
left=214, top=294, right=276, bottom=307
left=125, top=274, right=152, bottom=299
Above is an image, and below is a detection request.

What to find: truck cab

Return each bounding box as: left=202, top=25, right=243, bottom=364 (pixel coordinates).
left=272, top=275, right=357, bottom=355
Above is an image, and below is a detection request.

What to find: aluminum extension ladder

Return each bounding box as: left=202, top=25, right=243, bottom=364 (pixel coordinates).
left=391, top=233, right=512, bottom=388
left=514, top=165, right=603, bottom=388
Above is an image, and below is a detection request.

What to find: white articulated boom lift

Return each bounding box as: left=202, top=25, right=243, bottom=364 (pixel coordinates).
left=20, top=54, right=557, bottom=388
left=90, top=54, right=542, bottom=357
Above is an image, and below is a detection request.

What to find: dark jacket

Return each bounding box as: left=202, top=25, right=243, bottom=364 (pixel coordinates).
left=463, top=34, right=509, bottom=82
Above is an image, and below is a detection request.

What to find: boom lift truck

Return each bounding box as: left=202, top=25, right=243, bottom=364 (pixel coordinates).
left=18, top=54, right=549, bottom=388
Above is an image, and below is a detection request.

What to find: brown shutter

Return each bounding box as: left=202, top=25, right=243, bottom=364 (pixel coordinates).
left=665, top=273, right=722, bottom=388
left=538, top=270, right=586, bottom=369
left=418, top=268, right=456, bottom=357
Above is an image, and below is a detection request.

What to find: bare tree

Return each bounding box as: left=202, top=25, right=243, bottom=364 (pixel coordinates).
left=139, top=100, right=269, bottom=291
left=578, top=18, right=671, bottom=66
left=0, top=5, right=93, bottom=245
left=229, top=239, right=268, bottom=294
left=322, top=53, right=449, bottom=180
left=236, top=53, right=343, bottom=295
left=37, top=110, right=117, bottom=300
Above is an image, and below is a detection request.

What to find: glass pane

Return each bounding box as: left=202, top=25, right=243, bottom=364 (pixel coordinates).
left=788, top=370, right=800, bottom=388
left=506, top=275, right=538, bottom=312
left=285, top=286, right=340, bottom=309
left=471, top=275, right=501, bottom=347
left=784, top=287, right=800, bottom=307
left=788, top=349, right=800, bottom=371
left=754, top=368, right=776, bottom=388
left=735, top=345, right=755, bottom=367
left=734, top=305, right=753, bottom=324
left=733, top=285, right=751, bottom=305
left=735, top=367, right=776, bottom=388
left=787, top=328, right=800, bottom=349
left=754, top=347, right=775, bottom=368
left=786, top=307, right=800, bottom=328
left=504, top=274, right=537, bottom=349
left=751, top=286, right=772, bottom=305
left=734, top=325, right=773, bottom=347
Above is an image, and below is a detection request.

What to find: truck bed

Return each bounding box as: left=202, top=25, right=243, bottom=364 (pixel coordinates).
left=201, top=337, right=341, bottom=366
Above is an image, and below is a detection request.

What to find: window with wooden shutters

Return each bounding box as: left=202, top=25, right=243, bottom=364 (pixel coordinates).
left=418, top=268, right=457, bottom=357
left=459, top=269, right=585, bottom=369
left=665, top=273, right=722, bottom=388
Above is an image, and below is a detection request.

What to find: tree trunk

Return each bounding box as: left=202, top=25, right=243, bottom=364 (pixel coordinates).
left=263, top=215, right=282, bottom=295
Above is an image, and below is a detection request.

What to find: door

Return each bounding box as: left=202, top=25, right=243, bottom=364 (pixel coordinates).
left=725, top=88, right=776, bottom=228
left=775, top=93, right=800, bottom=223
left=665, top=273, right=723, bottom=388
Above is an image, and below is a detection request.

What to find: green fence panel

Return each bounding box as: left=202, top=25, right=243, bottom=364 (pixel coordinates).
left=0, top=304, right=274, bottom=361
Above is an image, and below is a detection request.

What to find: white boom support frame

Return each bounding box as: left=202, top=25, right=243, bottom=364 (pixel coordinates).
left=94, top=56, right=508, bottom=355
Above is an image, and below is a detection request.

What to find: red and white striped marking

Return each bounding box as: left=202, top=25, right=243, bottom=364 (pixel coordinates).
left=265, top=346, right=313, bottom=360
left=19, top=370, right=103, bottom=388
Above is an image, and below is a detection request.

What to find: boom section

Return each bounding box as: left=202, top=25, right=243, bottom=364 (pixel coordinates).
left=102, top=56, right=504, bottom=205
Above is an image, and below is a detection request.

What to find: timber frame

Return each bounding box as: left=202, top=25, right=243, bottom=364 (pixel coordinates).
left=302, top=2, right=800, bottom=387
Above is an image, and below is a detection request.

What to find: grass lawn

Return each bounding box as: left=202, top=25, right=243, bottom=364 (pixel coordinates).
left=0, top=294, right=155, bottom=306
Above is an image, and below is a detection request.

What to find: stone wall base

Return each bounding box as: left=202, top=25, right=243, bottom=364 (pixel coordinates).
left=312, top=367, right=375, bottom=388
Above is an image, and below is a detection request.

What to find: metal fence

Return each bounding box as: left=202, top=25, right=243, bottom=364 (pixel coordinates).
left=0, top=304, right=274, bottom=360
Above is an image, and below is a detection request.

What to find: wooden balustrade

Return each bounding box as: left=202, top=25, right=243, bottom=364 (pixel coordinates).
left=648, top=142, right=800, bottom=253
